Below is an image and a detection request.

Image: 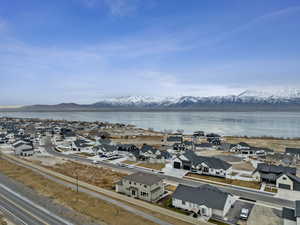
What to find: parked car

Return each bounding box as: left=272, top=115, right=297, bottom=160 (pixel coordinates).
left=240, top=208, right=249, bottom=220
left=93, top=160, right=99, bottom=164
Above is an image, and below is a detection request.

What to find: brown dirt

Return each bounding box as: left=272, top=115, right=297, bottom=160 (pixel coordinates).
left=43, top=161, right=127, bottom=190
left=225, top=137, right=300, bottom=152
left=0, top=214, right=7, bottom=225
left=186, top=173, right=261, bottom=189
left=0, top=159, right=163, bottom=225
left=122, top=160, right=137, bottom=165
left=232, top=162, right=255, bottom=171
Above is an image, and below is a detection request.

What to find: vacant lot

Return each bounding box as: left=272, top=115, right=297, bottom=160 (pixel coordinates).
left=225, top=137, right=300, bottom=152
left=0, top=159, right=158, bottom=225
left=247, top=205, right=282, bottom=225
left=113, top=135, right=164, bottom=148
left=232, top=162, right=255, bottom=171
left=137, top=163, right=165, bottom=170
left=44, top=161, right=126, bottom=190
left=186, top=173, right=261, bottom=189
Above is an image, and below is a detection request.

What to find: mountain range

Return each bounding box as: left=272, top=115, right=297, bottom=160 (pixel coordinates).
left=4, top=89, right=300, bottom=112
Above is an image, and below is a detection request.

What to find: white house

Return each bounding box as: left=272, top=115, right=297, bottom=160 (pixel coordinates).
left=172, top=150, right=232, bottom=178
left=172, top=184, right=235, bottom=219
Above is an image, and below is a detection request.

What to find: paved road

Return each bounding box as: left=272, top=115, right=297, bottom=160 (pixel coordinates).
left=0, top=181, right=73, bottom=225
left=43, top=138, right=293, bottom=209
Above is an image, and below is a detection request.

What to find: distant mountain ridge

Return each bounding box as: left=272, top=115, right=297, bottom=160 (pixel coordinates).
left=12, top=89, right=300, bottom=112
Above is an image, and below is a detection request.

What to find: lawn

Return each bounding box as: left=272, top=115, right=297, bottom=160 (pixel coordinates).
left=165, top=184, right=177, bottom=192
left=136, top=163, right=165, bottom=170
left=0, top=159, right=158, bottom=225
left=122, top=160, right=137, bottom=165
left=264, top=186, right=278, bottom=193
left=75, top=152, right=95, bottom=157
left=186, top=173, right=261, bottom=189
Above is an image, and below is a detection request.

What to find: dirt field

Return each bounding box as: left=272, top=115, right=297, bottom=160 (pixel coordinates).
left=186, top=173, right=261, bottom=189
left=225, top=137, right=300, bottom=152
left=247, top=205, right=282, bottom=225
left=0, top=159, right=158, bottom=225
left=113, top=135, right=164, bottom=148
left=232, top=162, right=255, bottom=171
left=122, top=160, right=137, bottom=165
left=43, top=161, right=126, bottom=190
left=136, top=163, right=165, bottom=170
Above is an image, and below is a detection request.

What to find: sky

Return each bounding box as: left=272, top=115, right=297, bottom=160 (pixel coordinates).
left=0, top=0, right=300, bottom=105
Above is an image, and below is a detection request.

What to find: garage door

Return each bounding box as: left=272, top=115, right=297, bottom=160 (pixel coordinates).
left=279, top=183, right=291, bottom=190
left=183, top=165, right=191, bottom=170
left=173, top=162, right=181, bottom=169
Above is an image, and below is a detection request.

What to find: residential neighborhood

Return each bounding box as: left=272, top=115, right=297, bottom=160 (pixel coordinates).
left=1, top=116, right=300, bottom=225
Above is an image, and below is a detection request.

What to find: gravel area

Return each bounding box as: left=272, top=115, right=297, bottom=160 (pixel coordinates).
left=0, top=172, right=101, bottom=225
left=247, top=205, right=282, bottom=225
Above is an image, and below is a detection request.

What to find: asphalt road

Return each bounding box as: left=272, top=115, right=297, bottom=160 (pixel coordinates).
left=43, top=138, right=293, bottom=209
left=0, top=181, right=73, bottom=225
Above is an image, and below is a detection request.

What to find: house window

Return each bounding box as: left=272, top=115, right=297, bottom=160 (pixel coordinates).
left=182, top=200, right=186, bottom=205
left=141, top=192, right=148, bottom=197
left=283, top=177, right=287, bottom=180
left=144, top=185, right=147, bottom=188
left=129, top=181, right=131, bottom=185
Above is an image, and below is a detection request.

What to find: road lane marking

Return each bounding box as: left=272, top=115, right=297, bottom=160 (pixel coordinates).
left=0, top=193, right=49, bottom=225
left=0, top=204, right=28, bottom=225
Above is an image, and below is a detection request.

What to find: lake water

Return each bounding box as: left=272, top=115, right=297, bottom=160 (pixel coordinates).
left=1, top=111, right=300, bottom=138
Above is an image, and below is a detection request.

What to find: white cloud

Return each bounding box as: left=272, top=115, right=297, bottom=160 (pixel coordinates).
left=103, top=0, right=140, bottom=16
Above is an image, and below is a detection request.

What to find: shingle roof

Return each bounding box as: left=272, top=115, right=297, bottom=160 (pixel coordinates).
left=122, top=172, right=163, bottom=185
left=256, top=163, right=296, bottom=175
left=183, top=150, right=231, bottom=170
left=286, top=148, right=300, bottom=155
left=172, top=184, right=230, bottom=210
left=167, top=136, right=182, bottom=142
left=282, top=207, right=296, bottom=221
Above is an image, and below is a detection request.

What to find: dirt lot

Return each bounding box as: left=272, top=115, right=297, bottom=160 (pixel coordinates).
left=43, top=161, right=127, bottom=190
left=186, top=173, right=261, bottom=189
left=225, top=136, right=300, bottom=152
left=232, top=162, right=255, bottom=171
left=0, top=159, right=158, bottom=225
left=247, top=205, right=282, bottom=225
left=113, top=135, right=164, bottom=148
left=136, top=163, right=165, bottom=171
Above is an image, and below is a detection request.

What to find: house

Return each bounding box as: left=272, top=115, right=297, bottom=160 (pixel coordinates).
left=286, top=148, right=300, bottom=159
left=194, top=143, right=214, bottom=150
left=282, top=201, right=300, bottom=225
left=72, top=139, right=93, bottom=151
left=165, top=136, right=182, bottom=146
left=230, top=142, right=274, bottom=156
left=276, top=173, right=300, bottom=192
left=193, top=131, right=205, bottom=138
left=173, top=150, right=232, bottom=178
left=252, top=163, right=296, bottom=184
left=116, top=172, right=164, bottom=202
left=14, top=143, right=34, bottom=156
left=172, top=184, right=235, bottom=219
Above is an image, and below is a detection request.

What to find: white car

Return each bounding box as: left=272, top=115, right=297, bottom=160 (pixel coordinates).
left=240, top=208, right=249, bottom=220
left=92, top=160, right=99, bottom=164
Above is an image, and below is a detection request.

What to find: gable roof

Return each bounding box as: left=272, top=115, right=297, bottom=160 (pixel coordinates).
left=182, top=150, right=231, bottom=170
left=122, top=172, right=163, bottom=185
left=255, top=163, right=296, bottom=175
left=172, top=184, right=231, bottom=210
left=286, top=148, right=300, bottom=155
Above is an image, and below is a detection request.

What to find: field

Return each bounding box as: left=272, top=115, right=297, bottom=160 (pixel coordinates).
left=136, top=163, right=165, bottom=170
left=0, top=159, right=159, bottom=225
left=43, top=161, right=126, bottom=190
left=232, top=162, right=255, bottom=171
left=186, top=173, right=261, bottom=189
left=225, top=136, right=300, bottom=152
left=122, top=160, right=137, bottom=165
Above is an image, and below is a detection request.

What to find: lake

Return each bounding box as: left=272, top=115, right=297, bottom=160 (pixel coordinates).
left=1, top=111, right=300, bottom=138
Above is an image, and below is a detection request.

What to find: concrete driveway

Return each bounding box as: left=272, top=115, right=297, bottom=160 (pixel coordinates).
left=225, top=200, right=254, bottom=224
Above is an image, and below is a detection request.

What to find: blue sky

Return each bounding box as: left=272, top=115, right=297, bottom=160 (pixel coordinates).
left=1, top=0, right=300, bottom=105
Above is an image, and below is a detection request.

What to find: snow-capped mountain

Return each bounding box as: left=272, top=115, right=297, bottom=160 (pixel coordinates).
left=92, top=89, right=300, bottom=107
left=19, top=88, right=300, bottom=111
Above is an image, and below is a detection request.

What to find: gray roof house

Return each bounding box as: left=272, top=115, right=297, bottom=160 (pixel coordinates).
left=116, top=172, right=164, bottom=202
left=253, top=163, right=297, bottom=184
left=14, top=143, right=34, bottom=156
left=173, top=150, right=232, bottom=178
left=282, top=201, right=300, bottom=225
left=172, top=184, right=235, bottom=219
left=286, top=148, right=300, bottom=158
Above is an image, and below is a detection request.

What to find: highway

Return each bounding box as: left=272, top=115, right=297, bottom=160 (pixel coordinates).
left=0, top=180, right=73, bottom=225
left=43, top=138, right=293, bottom=209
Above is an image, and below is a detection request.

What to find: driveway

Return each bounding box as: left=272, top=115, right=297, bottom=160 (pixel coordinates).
left=225, top=200, right=254, bottom=224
